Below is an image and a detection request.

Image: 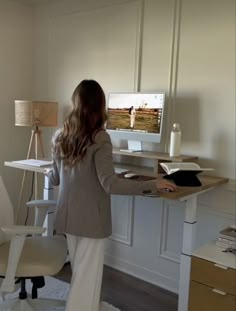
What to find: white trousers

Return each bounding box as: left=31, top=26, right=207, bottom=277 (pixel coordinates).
left=66, top=234, right=105, bottom=311
left=130, top=115, right=135, bottom=128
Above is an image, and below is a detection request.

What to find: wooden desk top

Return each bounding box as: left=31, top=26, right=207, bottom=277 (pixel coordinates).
left=155, top=174, right=228, bottom=200
left=5, top=161, right=228, bottom=201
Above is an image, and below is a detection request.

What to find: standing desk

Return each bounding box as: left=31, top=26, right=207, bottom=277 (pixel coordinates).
left=4, top=160, right=228, bottom=311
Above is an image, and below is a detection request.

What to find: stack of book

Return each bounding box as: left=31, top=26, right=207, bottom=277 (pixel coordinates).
left=216, top=226, right=236, bottom=249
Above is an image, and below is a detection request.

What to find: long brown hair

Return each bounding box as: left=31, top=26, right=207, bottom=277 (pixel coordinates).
left=54, top=79, right=106, bottom=165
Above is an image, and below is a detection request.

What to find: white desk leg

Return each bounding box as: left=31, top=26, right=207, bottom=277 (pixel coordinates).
left=178, top=196, right=197, bottom=311
left=42, top=175, right=55, bottom=237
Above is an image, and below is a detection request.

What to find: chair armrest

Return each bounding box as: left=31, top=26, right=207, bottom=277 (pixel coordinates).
left=1, top=225, right=46, bottom=235
left=26, top=200, right=57, bottom=229
left=26, top=199, right=57, bottom=207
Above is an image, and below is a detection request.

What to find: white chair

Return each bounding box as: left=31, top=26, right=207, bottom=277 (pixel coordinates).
left=0, top=176, right=67, bottom=311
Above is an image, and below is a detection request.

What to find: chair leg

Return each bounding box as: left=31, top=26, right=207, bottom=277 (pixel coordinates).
left=31, top=277, right=45, bottom=299
left=18, top=278, right=27, bottom=300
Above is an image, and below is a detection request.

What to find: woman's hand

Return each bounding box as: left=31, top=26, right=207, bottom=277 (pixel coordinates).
left=156, top=179, right=177, bottom=192
left=44, top=168, right=52, bottom=176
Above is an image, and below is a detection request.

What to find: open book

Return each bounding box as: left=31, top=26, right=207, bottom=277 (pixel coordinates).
left=160, top=162, right=214, bottom=187
left=160, top=162, right=213, bottom=175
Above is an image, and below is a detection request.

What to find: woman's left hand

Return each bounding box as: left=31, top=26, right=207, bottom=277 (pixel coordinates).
left=44, top=168, right=52, bottom=176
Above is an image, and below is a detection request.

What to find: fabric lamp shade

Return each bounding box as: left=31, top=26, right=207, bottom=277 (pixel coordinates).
left=15, top=100, right=58, bottom=127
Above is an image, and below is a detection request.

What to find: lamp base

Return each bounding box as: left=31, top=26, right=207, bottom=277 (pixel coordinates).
left=16, top=127, right=45, bottom=224
left=27, top=127, right=45, bottom=159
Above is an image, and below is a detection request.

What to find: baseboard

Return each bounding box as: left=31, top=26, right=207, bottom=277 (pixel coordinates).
left=104, top=253, right=179, bottom=294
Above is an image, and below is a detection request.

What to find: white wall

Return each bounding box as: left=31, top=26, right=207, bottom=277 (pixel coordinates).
left=33, top=0, right=235, bottom=180
left=177, top=0, right=235, bottom=179
left=0, top=0, right=33, bottom=212
left=1, top=0, right=235, bottom=293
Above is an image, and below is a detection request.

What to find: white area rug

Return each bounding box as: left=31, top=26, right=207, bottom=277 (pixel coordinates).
left=2, top=277, right=120, bottom=311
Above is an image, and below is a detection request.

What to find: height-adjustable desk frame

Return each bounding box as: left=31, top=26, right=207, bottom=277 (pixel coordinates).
left=5, top=151, right=228, bottom=311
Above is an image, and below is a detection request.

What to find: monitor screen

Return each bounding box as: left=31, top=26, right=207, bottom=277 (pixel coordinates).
left=106, top=93, right=165, bottom=147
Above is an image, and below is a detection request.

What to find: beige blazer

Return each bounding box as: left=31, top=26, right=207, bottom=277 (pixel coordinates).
left=48, top=130, right=157, bottom=238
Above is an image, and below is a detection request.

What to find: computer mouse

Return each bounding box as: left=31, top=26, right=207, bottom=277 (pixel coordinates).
left=124, top=173, right=137, bottom=179
left=161, top=188, right=174, bottom=192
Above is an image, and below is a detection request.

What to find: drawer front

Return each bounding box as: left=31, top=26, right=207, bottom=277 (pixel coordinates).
left=188, top=281, right=236, bottom=311
left=191, top=256, right=236, bottom=295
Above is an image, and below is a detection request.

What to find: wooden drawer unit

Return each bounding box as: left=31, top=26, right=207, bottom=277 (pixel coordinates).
left=189, top=280, right=236, bottom=311
left=191, top=256, right=236, bottom=295
left=188, top=241, right=236, bottom=311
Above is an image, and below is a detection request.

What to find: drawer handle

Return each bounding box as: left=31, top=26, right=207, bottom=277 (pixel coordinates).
left=214, top=263, right=228, bottom=270
left=212, top=288, right=226, bottom=296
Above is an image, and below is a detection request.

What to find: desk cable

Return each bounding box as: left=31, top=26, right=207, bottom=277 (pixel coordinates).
left=24, top=172, right=35, bottom=226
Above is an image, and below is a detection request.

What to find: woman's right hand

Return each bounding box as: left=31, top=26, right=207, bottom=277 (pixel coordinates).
left=156, top=179, right=177, bottom=192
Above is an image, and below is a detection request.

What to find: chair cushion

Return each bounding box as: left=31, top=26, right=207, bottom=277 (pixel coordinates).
left=0, top=236, right=67, bottom=277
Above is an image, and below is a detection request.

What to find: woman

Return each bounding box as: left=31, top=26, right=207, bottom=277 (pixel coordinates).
left=46, top=80, right=176, bottom=311
left=129, top=105, right=136, bottom=128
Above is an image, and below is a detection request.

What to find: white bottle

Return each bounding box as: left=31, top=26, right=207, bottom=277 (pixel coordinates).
left=169, top=123, right=181, bottom=157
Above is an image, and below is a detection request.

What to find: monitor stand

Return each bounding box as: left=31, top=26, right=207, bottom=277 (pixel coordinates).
left=120, top=140, right=142, bottom=153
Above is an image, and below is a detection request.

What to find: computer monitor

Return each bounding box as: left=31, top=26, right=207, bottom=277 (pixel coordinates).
left=106, top=92, right=165, bottom=152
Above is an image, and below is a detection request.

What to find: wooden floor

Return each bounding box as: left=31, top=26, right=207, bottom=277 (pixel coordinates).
left=56, top=263, right=178, bottom=311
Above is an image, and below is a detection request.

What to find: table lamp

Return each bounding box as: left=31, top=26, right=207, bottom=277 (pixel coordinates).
left=15, top=100, right=58, bottom=159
